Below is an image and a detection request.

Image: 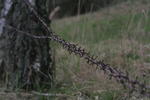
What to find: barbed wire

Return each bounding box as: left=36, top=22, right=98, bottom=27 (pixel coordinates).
left=6, top=21, right=150, bottom=97
left=7, top=0, right=150, bottom=97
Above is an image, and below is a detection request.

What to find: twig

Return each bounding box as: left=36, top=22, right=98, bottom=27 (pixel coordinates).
left=49, top=6, right=60, bottom=21
left=0, top=91, right=70, bottom=97
left=31, top=91, right=70, bottom=97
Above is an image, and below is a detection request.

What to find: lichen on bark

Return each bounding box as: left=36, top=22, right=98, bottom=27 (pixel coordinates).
left=0, top=0, right=54, bottom=90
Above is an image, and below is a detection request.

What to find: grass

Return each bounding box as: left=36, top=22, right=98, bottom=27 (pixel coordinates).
left=50, top=0, right=150, bottom=100
left=53, top=12, right=150, bottom=44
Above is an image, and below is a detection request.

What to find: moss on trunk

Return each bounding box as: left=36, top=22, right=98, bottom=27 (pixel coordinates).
left=0, top=0, right=54, bottom=90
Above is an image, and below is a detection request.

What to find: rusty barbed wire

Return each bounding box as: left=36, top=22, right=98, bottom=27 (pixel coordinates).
left=7, top=0, right=150, bottom=97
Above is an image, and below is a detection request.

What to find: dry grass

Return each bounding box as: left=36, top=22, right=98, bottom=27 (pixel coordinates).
left=51, top=0, right=150, bottom=99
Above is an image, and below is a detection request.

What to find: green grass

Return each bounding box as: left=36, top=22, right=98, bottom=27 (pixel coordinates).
left=50, top=1, right=150, bottom=99
left=53, top=13, right=150, bottom=44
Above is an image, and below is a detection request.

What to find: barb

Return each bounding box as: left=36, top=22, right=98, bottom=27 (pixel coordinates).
left=8, top=0, right=149, bottom=97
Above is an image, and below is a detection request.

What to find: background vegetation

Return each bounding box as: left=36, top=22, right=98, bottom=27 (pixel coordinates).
left=51, top=0, right=150, bottom=99
left=48, top=0, right=127, bottom=17
left=0, top=0, right=150, bottom=100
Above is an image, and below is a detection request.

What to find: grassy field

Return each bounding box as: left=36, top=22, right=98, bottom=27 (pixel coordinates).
left=0, top=0, right=150, bottom=100
left=50, top=0, right=150, bottom=100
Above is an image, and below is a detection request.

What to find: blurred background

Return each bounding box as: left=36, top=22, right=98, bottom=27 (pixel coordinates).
left=51, top=0, right=150, bottom=100
left=48, top=0, right=127, bottom=18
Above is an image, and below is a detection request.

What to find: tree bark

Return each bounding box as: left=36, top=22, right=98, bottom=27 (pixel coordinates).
left=0, top=0, right=54, bottom=90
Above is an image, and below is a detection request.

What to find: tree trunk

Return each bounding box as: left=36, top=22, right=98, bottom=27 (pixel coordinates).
left=0, top=0, right=54, bottom=90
